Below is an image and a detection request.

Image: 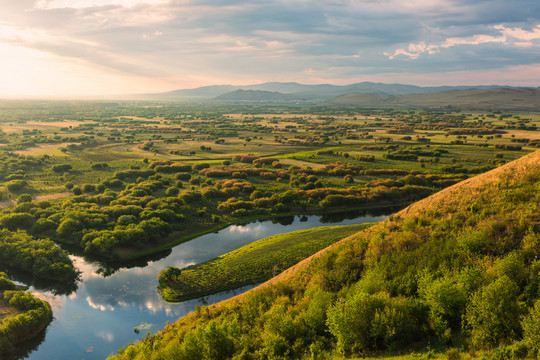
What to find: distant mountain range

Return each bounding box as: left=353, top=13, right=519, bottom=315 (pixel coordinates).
left=141, top=81, right=529, bottom=100
left=136, top=81, right=540, bottom=110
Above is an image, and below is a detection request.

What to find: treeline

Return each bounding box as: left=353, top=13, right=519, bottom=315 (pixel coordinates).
left=0, top=153, right=468, bottom=258
left=0, top=230, right=77, bottom=282
left=0, top=273, right=52, bottom=353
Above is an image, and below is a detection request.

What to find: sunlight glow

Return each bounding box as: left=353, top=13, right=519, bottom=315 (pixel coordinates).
left=35, top=0, right=170, bottom=9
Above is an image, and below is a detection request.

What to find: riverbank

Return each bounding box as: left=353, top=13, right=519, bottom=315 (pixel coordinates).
left=118, top=201, right=407, bottom=261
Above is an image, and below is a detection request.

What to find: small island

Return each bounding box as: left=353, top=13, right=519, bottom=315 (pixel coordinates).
left=158, top=223, right=372, bottom=302
left=0, top=273, right=52, bottom=354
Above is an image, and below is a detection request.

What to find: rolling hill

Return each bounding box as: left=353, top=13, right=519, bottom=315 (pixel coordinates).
left=329, top=87, right=540, bottom=111
left=214, top=89, right=293, bottom=102
left=109, top=151, right=540, bottom=360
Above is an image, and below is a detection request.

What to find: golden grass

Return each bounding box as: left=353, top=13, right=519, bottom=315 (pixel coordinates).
left=279, top=158, right=326, bottom=169
left=14, top=142, right=80, bottom=156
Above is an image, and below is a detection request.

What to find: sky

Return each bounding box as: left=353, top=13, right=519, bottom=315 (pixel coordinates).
left=0, top=0, right=540, bottom=97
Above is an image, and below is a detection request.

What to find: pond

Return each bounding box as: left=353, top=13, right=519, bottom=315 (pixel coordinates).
left=7, top=208, right=394, bottom=360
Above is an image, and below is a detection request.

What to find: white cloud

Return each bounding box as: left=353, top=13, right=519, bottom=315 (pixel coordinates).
left=86, top=296, right=115, bottom=311
left=495, top=25, right=540, bottom=41
left=96, top=331, right=115, bottom=343
left=387, top=24, right=540, bottom=60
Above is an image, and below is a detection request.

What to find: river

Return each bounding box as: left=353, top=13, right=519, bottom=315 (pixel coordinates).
left=7, top=209, right=393, bottom=360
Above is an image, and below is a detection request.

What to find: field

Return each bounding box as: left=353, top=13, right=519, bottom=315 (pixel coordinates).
left=0, top=101, right=537, bottom=271
left=159, top=223, right=372, bottom=301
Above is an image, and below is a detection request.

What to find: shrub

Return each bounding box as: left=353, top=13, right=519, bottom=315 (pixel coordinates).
left=418, top=273, right=468, bottom=337
left=466, top=276, right=522, bottom=348
left=6, top=180, right=28, bottom=192
left=0, top=213, right=35, bottom=231
left=327, top=291, right=424, bottom=355
left=52, top=164, right=72, bottom=173
left=522, top=300, right=540, bottom=355
left=82, top=184, right=96, bottom=193
left=17, top=194, right=32, bottom=203
left=175, top=172, right=191, bottom=181
left=165, top=187, right=180, bottom=196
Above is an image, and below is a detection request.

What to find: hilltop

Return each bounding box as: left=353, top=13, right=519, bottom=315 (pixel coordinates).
left=109, top=151, right=540, bottom=359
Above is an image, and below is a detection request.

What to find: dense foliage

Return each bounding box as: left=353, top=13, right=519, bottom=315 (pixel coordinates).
left=0, top=273, right=52, bottom=353
left=0, top=229, right=78, bottom=282
left=0, top=157, right=457, bottom=259
left=109, top=151, right=540, bottom=359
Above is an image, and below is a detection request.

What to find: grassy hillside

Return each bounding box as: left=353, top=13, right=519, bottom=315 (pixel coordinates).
left=110, top=150, right=540, bottom=360
left=159, top=223, right=372, bottom=302
left=330, top=88, right=540, bottom=111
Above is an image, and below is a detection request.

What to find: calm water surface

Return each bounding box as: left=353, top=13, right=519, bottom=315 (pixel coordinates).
left=8, top=210, right=392, bottom=360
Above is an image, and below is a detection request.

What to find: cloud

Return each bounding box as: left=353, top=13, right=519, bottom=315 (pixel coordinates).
left=1, top=0, right=540, bottom=96
left=386, top=24, right=540, bottom=60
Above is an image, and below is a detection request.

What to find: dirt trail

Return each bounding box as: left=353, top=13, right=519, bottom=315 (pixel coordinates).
left=0, top=192, right=71, bottom=209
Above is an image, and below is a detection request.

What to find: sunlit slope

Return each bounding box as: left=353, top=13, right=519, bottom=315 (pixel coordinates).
left=110, top=150, right=540, bottom=360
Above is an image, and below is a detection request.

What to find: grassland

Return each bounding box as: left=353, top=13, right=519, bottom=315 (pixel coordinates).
left=159, top=223, right=372, bottom=301
left=0, top=101, right=537, bottom=279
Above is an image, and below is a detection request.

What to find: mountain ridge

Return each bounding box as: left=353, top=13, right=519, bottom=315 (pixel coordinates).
left=138, top=81, right=532, bottom=100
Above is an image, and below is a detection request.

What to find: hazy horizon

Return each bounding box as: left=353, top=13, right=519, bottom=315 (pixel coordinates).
left=1, top=0, right=539, bottom=97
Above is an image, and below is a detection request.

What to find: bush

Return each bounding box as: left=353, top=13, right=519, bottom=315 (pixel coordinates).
left=6, top=180, right=28, bottom=193
left=466, top=276, right=522, bottom=348
left=17, top=194, right=32, bottom=203
left=175, top=172, right=191, bottom=181
left=522, top=300, right=540, bottom=355
left=327, top=291, right=424, bottom=355
left=165, top=187, right=180, bottom=196
left=0, top=213, right=35, bottom=231
left=418, top=273, right=468, bottom=337
left=52, top=164, right=72, bottom=173
left=82, top=184, right=96, bottom=193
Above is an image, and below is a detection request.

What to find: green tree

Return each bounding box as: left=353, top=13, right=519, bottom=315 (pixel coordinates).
left=466, top=276, right=522, bottom=348
left=522, top=299, right=540, bottom=356
left=17, top=194, right=32, bottom=204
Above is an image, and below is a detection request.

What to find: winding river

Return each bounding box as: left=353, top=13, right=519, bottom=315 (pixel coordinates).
left=7, top=209, right=393, bottom=360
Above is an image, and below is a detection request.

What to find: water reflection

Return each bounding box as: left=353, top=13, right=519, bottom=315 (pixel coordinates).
left=0, top=264, right=78, bottom=296
left=272, top=215, right=295, bottom=226
left=4, top=325, right=47, bottom=360
left=15, top=210, right=393, bottom=360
